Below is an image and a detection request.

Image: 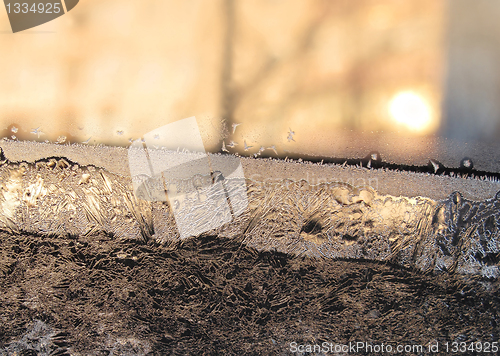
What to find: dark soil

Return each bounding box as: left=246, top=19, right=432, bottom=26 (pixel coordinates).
left=0, top=231, right=499, bottom=355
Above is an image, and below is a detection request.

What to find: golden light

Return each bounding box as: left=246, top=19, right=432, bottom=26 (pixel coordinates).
left=389, top=91, right=432, bottom=132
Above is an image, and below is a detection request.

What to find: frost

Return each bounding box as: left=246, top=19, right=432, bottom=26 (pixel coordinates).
left=0, top=143, right=500, bottom=277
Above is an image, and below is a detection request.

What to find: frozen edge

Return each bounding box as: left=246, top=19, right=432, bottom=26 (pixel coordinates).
left=1, top=140, right=500, bottom=201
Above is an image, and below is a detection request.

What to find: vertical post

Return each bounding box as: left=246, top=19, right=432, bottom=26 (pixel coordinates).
left=220, top=0, right=235, bottom=142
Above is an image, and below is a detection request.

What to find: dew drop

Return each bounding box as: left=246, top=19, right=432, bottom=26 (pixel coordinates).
left=117, top=130, right=124, bottom=136
left=460, top=157, right=474, bottom=170
left=11, top=126, right=18, bottom=133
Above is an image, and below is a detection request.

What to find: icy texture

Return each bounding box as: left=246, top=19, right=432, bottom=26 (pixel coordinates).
left=0, top=155, right=499, bottom=278
left=0, top=320, right=60, bottom=356
left=0, top=319, right=151, bottom=356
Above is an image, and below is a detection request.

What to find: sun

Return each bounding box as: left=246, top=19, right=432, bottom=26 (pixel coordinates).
left=389, top=91, right=432, bottom=132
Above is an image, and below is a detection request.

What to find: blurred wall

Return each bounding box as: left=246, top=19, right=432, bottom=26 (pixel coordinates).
left=441, top=0, right=500, bottom=142
left=0, top=0, right=446, bottom=155
left=0, top=0, right=227, bottom=147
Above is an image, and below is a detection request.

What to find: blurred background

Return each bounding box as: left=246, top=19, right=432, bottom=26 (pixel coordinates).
left=0, top=0, right=499, bottom=171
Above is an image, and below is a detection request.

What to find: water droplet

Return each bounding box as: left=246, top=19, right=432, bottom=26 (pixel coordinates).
left=460, top=157, right=474, bottom=170
left=116, top=130, right=124, bottom=136
left=11, top=135, right=16, bottom=140
left=11, top=126, right=18, bottom=133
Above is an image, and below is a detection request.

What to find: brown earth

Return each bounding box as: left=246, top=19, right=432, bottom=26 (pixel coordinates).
left=0, top=231, right=499, bottom=355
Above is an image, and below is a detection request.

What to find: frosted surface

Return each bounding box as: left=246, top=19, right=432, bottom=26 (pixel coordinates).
left=0, top=143, right=499, bottom=278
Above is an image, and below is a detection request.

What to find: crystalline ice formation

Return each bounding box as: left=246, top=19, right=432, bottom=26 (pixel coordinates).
left=0, top=146, right=499, bottom=278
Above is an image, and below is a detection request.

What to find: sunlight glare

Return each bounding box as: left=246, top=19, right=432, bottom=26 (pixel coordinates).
left=389, top=92, right=432, bottom=132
